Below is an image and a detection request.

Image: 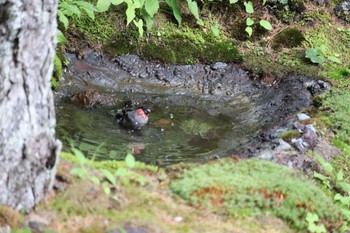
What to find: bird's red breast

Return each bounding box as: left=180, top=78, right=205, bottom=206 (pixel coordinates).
left=136, top=108, right=147, bottom=119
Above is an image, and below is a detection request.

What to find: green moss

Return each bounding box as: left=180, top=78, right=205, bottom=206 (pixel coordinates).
left=272, top=27, right=305, bottom=50
left=0, top=205, right=20, bottom=228
left=279, top=130, right=301, bottom=142
left=180, top=119, right=214, bottom=138
left=319, top=87, right=350, bottom=145
left=170, top=159, right=344, bottom=231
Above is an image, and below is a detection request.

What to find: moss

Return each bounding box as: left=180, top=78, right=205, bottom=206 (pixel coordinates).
left=0, top=205, right=20, bottom=228
left=272, top=27, right=305, bottom=50
left=180, top=119, right=214, bottom=138
left=140, top=41, right=179, bottom=64
left=319, top=87, right=350, bottom=145
left=279, top=130, right=301, bottom=142
left=170, top=159, right=344, bottom=231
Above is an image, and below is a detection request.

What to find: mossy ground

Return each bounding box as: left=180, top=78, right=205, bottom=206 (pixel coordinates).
left=12, top=154, right=296, bottom=233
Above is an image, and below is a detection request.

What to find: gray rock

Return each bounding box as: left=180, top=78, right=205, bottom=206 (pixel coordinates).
left=297, top=113, right=310, bottom=121
left=291, top=138, right=305, bottom=152
left=275, top=139, right=292, bottom=151
left=302, top=124, right=319, bottom=149
left=293, top=121, right=305, bottom=132
left=270, top=128, right=287, bottom=139
left=211, top=62, right=228, bottom=70
left=258, top=149, right=274, bottom=160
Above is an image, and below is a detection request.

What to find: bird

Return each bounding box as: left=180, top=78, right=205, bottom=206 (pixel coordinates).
left=115, top=106, right=151, bottom=130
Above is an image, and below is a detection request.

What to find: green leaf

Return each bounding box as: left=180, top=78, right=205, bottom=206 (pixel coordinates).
left=187, top=0, right=203, bottom=26
left=75, top=1, right=96, bottom=11
left=141, top=9, right=154, bottom=30
left=115, top=167, right=128, bottom=176
left=306, top=212, right=319, bottom=223
left=57, top=11, right=69, bottom=29
left=110, top=0, right=124, bottom=5
left=125, top=153, right=136, bottom=168
left=57, top=29, right=68, bottom=43
left=229, top=0, right=238, bottom=3
left=133, top=19, right=144, bottom=37
left=328, top=55, right=342, bottom=64
left=313, top=172, right=328, bottom=182
left=60, top=2, right=81, bottom=17
left=244, top=1, right=254, bottom=14
left=96, top=0, right=111, bottom=11
left=245, top=26, right=253, bottom=37
left=246, top=17, right=254, bottom=26
left=339, top=182, right=350, bottom=194
left=211, top=24, right=220, bottom=37
left=126, top=0, right=136, bottom=25
left=102, top=182, right=111, bottom=195
left=259, top=20, right=272, bottom=30
left=165, top=0, right=182, bottom=25
left=316, top=155, right=333, bottom=173
left=90, top=176, right=101, bottom=185
left=138, top=176, right=145, bottom=186
left=83, top=9, right=95, bottom=20
left=72, top=148, right=86, bottom=164
left=70, top=168, right=88, bottom=177
left=305, top=48, right=325, bottom=64
left=262, top=0, right=266, bottom=5
left=145, top=0, right=159, bottom=17
left=337, top=169, right=344, bottom=181
left=101, top=169, right=116, bottom=185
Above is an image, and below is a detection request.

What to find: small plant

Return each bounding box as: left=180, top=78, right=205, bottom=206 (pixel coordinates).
left=312, top=154, right=350, bottom=230
left=69, top=147, right=145, bottom=200
left=305, top=46, right=342, bottom=64
left=306, top=212, right=326, bottom=233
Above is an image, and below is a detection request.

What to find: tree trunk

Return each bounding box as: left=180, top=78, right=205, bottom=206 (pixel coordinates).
left=0, top=0, right=61, bottom=211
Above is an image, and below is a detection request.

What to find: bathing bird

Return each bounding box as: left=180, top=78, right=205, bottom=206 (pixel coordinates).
left=116, top=106, right=151, bottom=130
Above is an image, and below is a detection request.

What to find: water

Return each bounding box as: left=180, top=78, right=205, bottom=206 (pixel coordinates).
left=56, top=93, right=258, bottom=166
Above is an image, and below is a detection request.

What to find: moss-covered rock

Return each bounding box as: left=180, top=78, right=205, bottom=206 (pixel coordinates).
left=272, top=27, right=305, bottom=50
left=170, top=159, right=344, bottom=231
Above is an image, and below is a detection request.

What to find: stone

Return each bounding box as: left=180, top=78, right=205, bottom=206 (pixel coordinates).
left=275, top=139, right=292, bottom=151
left=302, top=124, right=319, bottom=149
left=211, top=62, right=228, bottom=70
left=297, top=113, right=310, bottom=121
left=291, top=138, right=305, bottom=152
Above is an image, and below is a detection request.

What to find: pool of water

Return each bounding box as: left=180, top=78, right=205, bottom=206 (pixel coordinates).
left=56, top=93, right=259, bottom=166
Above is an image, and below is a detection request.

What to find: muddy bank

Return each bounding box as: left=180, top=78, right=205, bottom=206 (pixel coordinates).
left=55, top=50, right=329, bottom=164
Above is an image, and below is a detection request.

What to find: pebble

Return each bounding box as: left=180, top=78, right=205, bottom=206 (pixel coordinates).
left=211, top=62, right=228, bottom=70
left=258, top=149, right=274, bottom=160
left=297, top=113, right=310, bottom=121
left=174, top=216, right=183, bottom=222
left=275, top=139, right=292, bottom=151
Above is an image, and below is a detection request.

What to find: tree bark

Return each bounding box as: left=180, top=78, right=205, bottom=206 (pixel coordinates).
left=0, top=0, right=61, bottom=211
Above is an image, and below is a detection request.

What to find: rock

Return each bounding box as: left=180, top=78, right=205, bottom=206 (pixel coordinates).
left=270, top=128, right=287, bottom=139
left=297, top=113, right=310, bottom=121
left=258, top=149, right=274, bottom=160
left=291, top=138, right=305, bottom=152
left=174, top=216, right=183, bottom=222
left=28, top=213, right=49, bottom=233
left=108, top=226, right=148, bottom=233
left=293, top=121, right=305, bottom=132
left=275, top=139, right=292, bottom=151
left=0, top=226, right=10, bottom=233
left=211, top=62, right=227, bottom=70
left=302, top=124, right=319, bottom=149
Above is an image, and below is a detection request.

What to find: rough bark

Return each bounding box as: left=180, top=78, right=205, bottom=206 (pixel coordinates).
left=0, top=0, right=61, bottom=211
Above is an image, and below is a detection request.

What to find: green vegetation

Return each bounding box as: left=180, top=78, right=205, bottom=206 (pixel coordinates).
left=170, top=159, right=344, bottom=231
left=279, top=130, right=301, bottom=142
